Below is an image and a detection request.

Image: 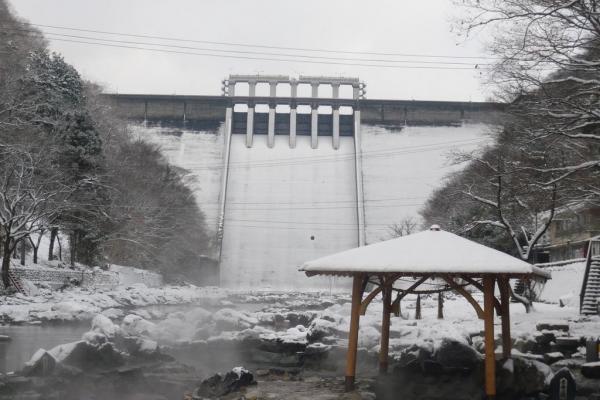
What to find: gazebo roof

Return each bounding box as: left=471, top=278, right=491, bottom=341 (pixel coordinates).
left=300, top=227, right=550, bottom=279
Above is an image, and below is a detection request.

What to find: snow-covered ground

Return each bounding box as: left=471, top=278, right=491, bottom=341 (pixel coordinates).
left=0, top=284, right=226, bottom=324
left=539, top=261, right=587, bottom=307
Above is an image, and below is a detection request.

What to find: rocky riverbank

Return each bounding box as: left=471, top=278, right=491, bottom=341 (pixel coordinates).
left=1, top=289, right=600, bottom=399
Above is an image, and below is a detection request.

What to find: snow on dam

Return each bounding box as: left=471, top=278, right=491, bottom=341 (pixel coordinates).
left=136, top=122, right=493, bottom=289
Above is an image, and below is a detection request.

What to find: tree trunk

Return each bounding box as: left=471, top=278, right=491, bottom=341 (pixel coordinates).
left=48, top=227, right=57, bottom=261
left=29, top=232, right=43, bottom=265
left=69, top=231, right=76, bottom=267
left=57, top=234, right=62, bottom=261
left=19, top=241, right=25, bottom=266
left=2, top=236, right=11, bottom=288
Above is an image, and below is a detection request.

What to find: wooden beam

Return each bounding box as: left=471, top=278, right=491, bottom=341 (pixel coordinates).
left=437, top=292, right=444, bottom=319
left=498, top=277, right=512, bottom=359
left=360, top=274, right=402, bottom=315
left=360, top=286, right=382, bottom=315
left=390, top=275, right=429, bottom=317
left=345, top=274, right=364, bottom=391
left=462, top=276, right=503, bottom=316
left=442, top=276, right=484, bottom=319
left=379, top=284, right=392, bottom=373
left=483, top=276, right=496, bottom=398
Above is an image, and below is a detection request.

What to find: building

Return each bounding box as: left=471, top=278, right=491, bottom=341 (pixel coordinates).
left=544, top=203, right=600, bottom=261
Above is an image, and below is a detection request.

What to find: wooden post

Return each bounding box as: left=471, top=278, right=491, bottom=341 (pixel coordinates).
left=437, top=292, right=444, bottom=319
left=345, top=274, right=363, bottom=391
left=379, top=284, right=392, bottom=373
left=498, top=277, right=511, bottom=359
left=483, top=276, right=496, bottom=399
left=415, top=294, right=422, bottom=319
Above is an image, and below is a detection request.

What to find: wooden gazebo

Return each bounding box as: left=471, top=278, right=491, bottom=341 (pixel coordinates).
left=299, top=226, right=550, bottom=399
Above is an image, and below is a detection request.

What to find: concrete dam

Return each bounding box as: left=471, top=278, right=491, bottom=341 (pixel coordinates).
left=109, top=75, right=504, bottom=290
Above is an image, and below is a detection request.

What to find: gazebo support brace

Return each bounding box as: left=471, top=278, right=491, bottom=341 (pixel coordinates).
left=462, top=276, right=503, bottom=316
left=345, top=274, right=364, bottom=391
left=379, top=283, right=392, bottom=373
left=498, top=277, right=512, bottom=359
left=443, top=276, right=484, bottom=319
left=483, top=276, right=496, bottom=399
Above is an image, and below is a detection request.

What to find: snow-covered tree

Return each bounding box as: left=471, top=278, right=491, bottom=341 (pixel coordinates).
left=0, top=145, right=72, bottom=286
left=456, top=0, right=600, bottom=193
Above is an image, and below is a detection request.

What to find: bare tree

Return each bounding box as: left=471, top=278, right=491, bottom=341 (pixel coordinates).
left=28, top=229, right=44, bottom=264
left=0, top=145, right=71, bottom=287
left=387, top=217, right=418, bottom=238
left=456, top=0, right=600, bottom=187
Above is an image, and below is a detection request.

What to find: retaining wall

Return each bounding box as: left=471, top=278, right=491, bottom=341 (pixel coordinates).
left=10, top=264, right=163, bottom=291
left=12, top=266, right=119, bottom=290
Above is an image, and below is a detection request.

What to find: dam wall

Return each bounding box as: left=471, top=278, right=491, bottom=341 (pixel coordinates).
left=220, top=134, right=357, bottom=290
left=114, top=84, right=502, bottom=289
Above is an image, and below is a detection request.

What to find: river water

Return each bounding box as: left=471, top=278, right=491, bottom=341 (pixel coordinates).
left=0, top=323, right=89, bottom=373
left=0, top=302, right=284, bottom=374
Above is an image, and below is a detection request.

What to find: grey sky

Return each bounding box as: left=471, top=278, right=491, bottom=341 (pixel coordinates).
left=9, top=0, right=491, bottom=101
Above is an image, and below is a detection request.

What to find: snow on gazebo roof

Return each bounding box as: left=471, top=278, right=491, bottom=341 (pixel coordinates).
left=300, top=226, right=550, bottom=279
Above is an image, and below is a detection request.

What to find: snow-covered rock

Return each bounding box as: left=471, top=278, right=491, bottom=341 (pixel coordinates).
left=213, top=308, right=259, bottom=330
left=91, top=314, right=121, bottom=339
left=121, top=314, right=156, bottom=337
left=0, top=284, right=227, bottom=324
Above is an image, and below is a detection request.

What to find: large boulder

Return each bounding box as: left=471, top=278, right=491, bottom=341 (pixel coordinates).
left=306, top=318, right=339, bottom=343
left=435, top=339, right=483, bottom=370
left=395, top=343, right=434, bottom=369
left=582, top=362, right=600, bottom=379
left=192, top=367, right=255, bottom=399
left=497, top=357, right=552, bottom=397
left=49, top=340, right=125, bottom=370
left=536, top=321, right=570, bottom=333
left=22, top=350, right=56, bottom=377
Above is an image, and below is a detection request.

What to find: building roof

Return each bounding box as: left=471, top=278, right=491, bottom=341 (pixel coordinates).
left=300, top=227, right=550, bottom=279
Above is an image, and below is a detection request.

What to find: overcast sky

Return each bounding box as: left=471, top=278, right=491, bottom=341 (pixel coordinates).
left=9, top=0, right=492, bottom=101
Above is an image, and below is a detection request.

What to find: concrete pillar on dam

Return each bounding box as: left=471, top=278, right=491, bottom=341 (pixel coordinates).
left=268, top=103, right=276, bottom=148
left=353, top=84, right=360, bottom=100
left=290, top=104, right=297, bottom=149
left=311, top=82, right=319, bottom=98
left=311, top=104, right=319, bottom=149
left=246, top=102, right=254, bottom=148
left=311, top=82, right=319, bottom=149
left=333, top=106, right=340, bottom=150
left=290, top=81, right=298, bottom=98
left=332, top=83, right=340, bottom=99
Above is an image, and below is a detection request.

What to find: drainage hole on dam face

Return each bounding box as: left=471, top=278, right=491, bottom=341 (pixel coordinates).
left=310, top=235, right=315, bottom=241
